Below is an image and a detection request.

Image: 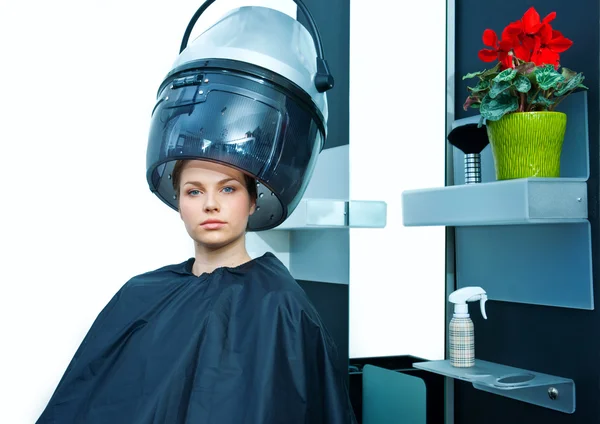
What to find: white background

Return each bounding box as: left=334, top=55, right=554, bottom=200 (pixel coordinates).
left=348, top=0, right=447, bottom=359
left=0, top=0, right=446, bottom=422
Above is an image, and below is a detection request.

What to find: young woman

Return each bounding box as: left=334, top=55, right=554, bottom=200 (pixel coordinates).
left=36, top=159, right=358, bottom=424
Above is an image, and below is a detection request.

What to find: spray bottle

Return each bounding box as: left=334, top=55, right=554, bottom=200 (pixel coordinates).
left=449, top=286, right=488, bottom=368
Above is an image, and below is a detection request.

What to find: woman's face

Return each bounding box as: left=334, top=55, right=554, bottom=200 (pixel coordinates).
left=178, top=160, right=255, bottom=250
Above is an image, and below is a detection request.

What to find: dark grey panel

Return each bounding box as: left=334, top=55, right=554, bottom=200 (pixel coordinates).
left=298, top=0, right=350, bottom=150
left=297, top=279, right=349, bottom=375
left=294, top=0, right=351, bottom=382
left=454, top=1, right=600, bottom=422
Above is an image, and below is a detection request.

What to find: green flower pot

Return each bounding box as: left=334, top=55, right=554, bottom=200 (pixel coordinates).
left=486, top=112, right=567, bottom=180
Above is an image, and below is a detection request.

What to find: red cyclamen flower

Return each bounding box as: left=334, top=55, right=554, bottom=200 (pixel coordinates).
left=477, top=7, right=573, bottom=69
left=478, top=29, right=516, bottom=69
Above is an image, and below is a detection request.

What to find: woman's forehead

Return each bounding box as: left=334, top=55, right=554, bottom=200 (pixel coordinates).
left=181, top=160, right=245, bottom=183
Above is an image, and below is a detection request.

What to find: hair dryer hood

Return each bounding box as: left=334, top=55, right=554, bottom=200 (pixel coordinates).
left=146, top=5, right=334, bottom=231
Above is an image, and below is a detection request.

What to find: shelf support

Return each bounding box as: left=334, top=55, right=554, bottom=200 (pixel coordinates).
left=414, top=359, right=575, bottom=414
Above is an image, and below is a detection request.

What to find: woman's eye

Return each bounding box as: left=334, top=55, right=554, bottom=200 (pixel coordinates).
left=188, top=189, right=201, bottom=196
left=222, top=186, right=235, bottom=194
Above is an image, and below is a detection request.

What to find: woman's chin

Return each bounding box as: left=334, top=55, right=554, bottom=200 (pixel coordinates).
left=193, top=231, right=242, bottom=250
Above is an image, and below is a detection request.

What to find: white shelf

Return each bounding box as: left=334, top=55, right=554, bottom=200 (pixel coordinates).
left=273, top=199, right=387, bottom=230
left=402, top=178, right=587, bottom=227
left=245, top=145, right=387, bottom=285
left=414, top=359, right=575, bottom=414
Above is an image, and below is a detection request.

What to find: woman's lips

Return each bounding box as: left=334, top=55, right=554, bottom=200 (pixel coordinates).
left=200, top=221, right=226, bottom=230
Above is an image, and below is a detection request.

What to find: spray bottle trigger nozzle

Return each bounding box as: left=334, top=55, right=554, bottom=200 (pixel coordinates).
left=480, top=295, right=488, bottom=319
left=449, top=287, right=489, bottom=319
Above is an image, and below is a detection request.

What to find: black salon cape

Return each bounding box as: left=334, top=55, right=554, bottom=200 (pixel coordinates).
left=36, top=253, right=357, bottom=424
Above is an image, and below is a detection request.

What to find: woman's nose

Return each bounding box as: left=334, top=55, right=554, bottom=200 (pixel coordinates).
left=203, top=191, right=220, bottom=212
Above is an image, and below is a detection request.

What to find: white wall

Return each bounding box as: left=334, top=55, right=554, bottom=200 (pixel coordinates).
left=0, top=0, right=446, bottom=422
left=348, top=1, right=447, bottom=359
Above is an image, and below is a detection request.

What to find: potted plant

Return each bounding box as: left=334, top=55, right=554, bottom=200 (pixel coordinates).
left=462, top=6, right=587, bottom=180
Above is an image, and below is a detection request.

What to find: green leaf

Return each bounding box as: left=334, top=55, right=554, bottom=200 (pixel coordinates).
left=493, top=68, right=517, bottom=82
left=561, top=67, right=577, bottom=80
left=536, top=96, right=555, bottom=107
left=480, top=93, right=519, bottom=121
left=463, top=70, right=485, bottom=80
left=489, top=80, right=511, bottom=99
left=534, top=64, right=565, bottom=90
left=514, top=75, right=532, bottom=93
left=463, top=95, right=480, bottom=110
left=463, top=63, right=501, bottom=81
left=515, top=62, right=536, bottom=75
left=467, top=80, right=490, bottom=93
left=478, top=115, right=485, bottom=128
left=578, top=83, right=589, bottom=89
left=528, top=91, right=555, bottom=109
left=471, top=103, right=481, bottom=109
left=525, top=70, right=538, bottom=85
left=481, top=63, right=502, bottom=78
left=555, top=73, right=585, bottom=96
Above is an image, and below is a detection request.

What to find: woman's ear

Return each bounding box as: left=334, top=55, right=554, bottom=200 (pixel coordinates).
left=249, top=198, right=256, bottom=215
